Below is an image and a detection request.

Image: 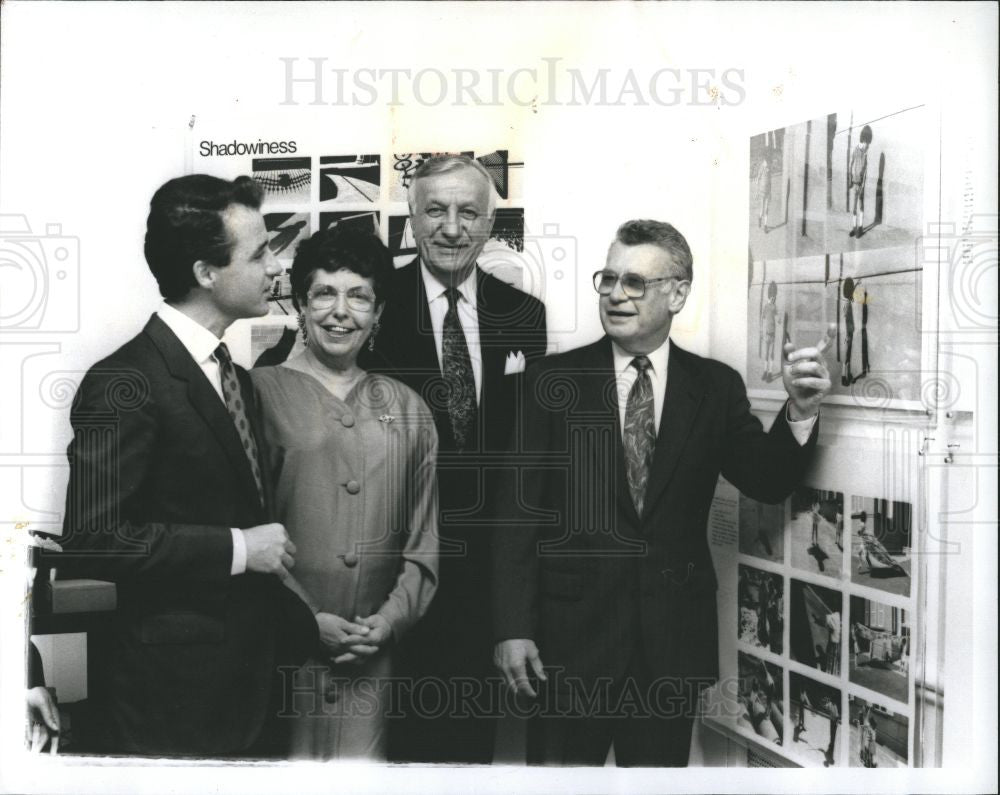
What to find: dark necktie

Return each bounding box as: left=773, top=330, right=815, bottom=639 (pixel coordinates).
left=623, top=355, right=656, bottom=517
left=441, top=287, right=477, bottom=452
left=214, top=343, right=265, bottom=505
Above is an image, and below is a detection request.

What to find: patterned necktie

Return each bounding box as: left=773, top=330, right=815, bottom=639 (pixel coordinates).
left=441, top=286, right=477, bottom=452
left=214, top=343, right=264, bottom=505
left=623, top=355, right=656, bottom=517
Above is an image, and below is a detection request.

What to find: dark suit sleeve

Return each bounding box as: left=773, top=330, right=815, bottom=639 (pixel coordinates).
left=720, top=368, right=817, bottom=504
left=491, top=361, right=548, bottom=643
left=55, top=365, right=232, bottom=582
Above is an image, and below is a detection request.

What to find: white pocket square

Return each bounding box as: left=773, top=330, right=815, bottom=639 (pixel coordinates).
left=504, top=350, right=527, bottom=375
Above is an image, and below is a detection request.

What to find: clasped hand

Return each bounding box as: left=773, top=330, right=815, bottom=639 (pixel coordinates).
left=316, top=612, right=391, bottom=665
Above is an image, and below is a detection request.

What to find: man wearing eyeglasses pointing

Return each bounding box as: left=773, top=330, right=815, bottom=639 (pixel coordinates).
left=493, top=219, right=833, bottom=766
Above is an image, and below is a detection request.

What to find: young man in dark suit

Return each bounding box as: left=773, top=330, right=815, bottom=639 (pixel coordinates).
left=53, top=175, right=316, bottom=756
left=493, top=219, right=833, bottom=766
left=369, top=156, right=547, bottom=763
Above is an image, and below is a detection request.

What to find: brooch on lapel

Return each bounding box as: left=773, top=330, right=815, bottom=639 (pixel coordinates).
left=378, top=414, right=395, bottom=424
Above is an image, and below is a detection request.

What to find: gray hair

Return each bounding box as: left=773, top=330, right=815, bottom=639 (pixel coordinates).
left=613, top=219, right=693, bottom=283
left=406, top=154, right=497, bottom=215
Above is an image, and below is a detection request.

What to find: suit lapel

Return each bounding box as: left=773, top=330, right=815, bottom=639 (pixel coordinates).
left=642, top=343, right=706, bottom=515
left=476, top=270, right=508, bottom=419
left=144, top=315, right=260, bottom=508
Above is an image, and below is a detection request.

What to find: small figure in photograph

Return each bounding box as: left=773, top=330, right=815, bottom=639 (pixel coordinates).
left=754, top=149, right=773, bottom=233
left=841, top=276, right=857, bottom=386
left=793, top=687, right=811, bottom=743
left=855, top=511, right=908, bottom=577
left=848, top=125, right=872, bottom=238
left=761, top=280, right=780, bottom=381
left=812, top=608, right=842, bottom=675
left=822, top=695, right=840, bottom=767
left=835, top=509, right=844, bottom=551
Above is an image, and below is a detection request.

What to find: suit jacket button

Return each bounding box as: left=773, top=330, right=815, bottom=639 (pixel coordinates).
left=346, top=480, right=361, bottom=494
left=341, top=414, right=356, bottom=428
left=342, top=552, right=359, bottom=568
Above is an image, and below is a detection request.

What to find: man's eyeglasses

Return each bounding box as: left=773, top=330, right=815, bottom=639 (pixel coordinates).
left=592, top=271, right=681, bottom=299
left=306, top=286, right=377, bottom=312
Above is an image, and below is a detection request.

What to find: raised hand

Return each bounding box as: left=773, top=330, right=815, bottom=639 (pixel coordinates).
left=783, top=323, right=835, bottom=420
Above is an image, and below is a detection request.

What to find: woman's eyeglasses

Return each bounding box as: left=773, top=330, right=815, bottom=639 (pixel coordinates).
left=306, top=286, right=376, bottom=312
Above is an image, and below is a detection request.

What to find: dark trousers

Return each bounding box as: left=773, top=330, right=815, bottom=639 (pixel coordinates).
left=527, top=650, right=696, bottom=767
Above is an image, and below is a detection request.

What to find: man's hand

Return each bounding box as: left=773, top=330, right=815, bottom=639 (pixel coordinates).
left=494, top=639, right=546, bottom=698
left=243, top=523, right=296, bottom=578
left=27, top=686, right=60, bottom=754
left=336, top=614, right=393, bottom=665
left=316, top=612, right=370, bottom=663
left=783, top=324, right=835, bottom=420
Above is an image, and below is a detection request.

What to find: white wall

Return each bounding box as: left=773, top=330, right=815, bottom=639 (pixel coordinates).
left=1, top=3, right=996, bottom=791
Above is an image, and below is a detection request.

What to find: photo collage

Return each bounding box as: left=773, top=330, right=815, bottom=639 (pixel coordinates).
left=198, top=144, right=525, bottom=366
left=746, top=105, right=928, bottom=406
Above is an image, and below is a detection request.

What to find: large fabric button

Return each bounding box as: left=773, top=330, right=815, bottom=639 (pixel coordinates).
left=342, top=552, right=359, bottom=568
left=346, top=480, right=361, bottom=494
left=341, top=414, right=355, bottom=428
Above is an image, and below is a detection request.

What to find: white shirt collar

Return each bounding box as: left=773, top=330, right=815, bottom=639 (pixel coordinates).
left=156, top=302, right=223, bottom=365
left=419, top=261, right=478, bottom=307
left=611, top=336, right=671, bottom=377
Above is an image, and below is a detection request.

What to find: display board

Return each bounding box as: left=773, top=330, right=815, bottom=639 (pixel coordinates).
left=707, top=104, right=943, bottom=769
left=189, top=123, right=528, bottom=369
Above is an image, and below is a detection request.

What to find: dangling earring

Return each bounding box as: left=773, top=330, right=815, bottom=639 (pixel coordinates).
left=297, top=313, right=307, bottom=344
left=368, top=319, right=381, bottom=352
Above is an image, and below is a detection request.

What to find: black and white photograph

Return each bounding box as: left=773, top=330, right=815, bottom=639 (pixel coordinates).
left=790, top=579, right=843, bottom=675
left=850, top=496, right=913, bottom=597
left=736, top=652, right=783, bottom=746
left=738, top=565, right=784, bottom=655
left=739, top=493, right=784, bottom=563
left=2, top=3, right=995, bottom=792
left=251, top=156, right=312, bottom=202
left=825, top=105, right=926, bottom=253
left=319, top=155, right=380, bottom=203
left=848, top=695, right=909, bottom=768
left=789, top=487, right=844, bottom=579
left=849, top=595, right=910, bottom=704
left=789, top=673, right=842, bottom=767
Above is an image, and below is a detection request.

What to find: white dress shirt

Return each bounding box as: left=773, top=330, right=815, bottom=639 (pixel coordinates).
left=156, top=303, right=247, bottom=574
left=420, top=263, right=483, bottom=403
left=611, top=337, right=817, bottom=445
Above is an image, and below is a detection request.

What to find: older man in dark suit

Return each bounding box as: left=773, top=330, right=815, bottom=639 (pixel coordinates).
left=366, top=155, right=547, bottom=763
left=493, top=219, right=832, bottom=766
left=54, top=175, right=316, bottom=756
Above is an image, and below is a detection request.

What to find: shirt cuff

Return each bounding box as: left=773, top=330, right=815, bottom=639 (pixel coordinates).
left=786, top=407, right=818, bottom=446
left=230, top=528, right=247, bottom=575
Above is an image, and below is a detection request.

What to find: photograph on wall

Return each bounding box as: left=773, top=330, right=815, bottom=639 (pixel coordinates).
left=737, top=564, right=783, bottom=655
left=848, top=695, right=909, bottom=768
left=739, top=493, right=784, bottom=562
left=849, top=595, right=910, bottom=703
left=790, top=578, right=843, bottom=675
left=319, top=155, right=380, bottom=203
left=746, top=247, right=922, bottom=404
left=830, top=246, right=923, bottom=402
left=265, top=266, right=296, bottom=317
left=388, top=149, right=522, bottom=201
left=388, top=214, right=417, bottom=268
left=736, top=652, right=784, bottom=746
left=790, top=672, right=842, bottom=767
left=250, top=320, right=303, bottom=369
left=789, top=487, right=845, bottom=578
left=251, top=156, right=312, bottom=202
left=319, top=210, right=381, bottom=236
left=263, top=212, right=310, bottom=259
left=850, top=496, right=913, bottom=597
left=749, top=117, right=829, bottom=263
left=825, top=105, right=926, bottom=253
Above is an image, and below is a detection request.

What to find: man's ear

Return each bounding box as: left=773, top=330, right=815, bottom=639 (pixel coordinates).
left=192, top=260, right=216, bottom=290
left=669, top=280, right=692, bottom=313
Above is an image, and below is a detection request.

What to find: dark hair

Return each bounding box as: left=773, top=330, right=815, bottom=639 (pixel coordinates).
left=767, top=280, right=778, bottom=300
left=144, top=174, right=263, bottom=301
left=843, top=276, right=856, bottom=300
left=860, top=125, right=873, bottom=144
left=614, top=219, right=694, bottom=282
left=290, top=225, right=394, bottom=311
